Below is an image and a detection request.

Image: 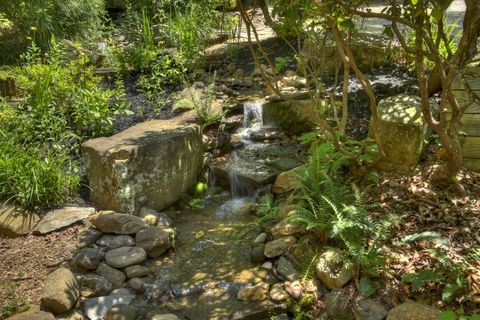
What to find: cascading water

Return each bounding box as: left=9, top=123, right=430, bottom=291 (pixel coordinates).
left=226, top=100, right=266, bottom=198
left=243, top=100, right=263, bottom=128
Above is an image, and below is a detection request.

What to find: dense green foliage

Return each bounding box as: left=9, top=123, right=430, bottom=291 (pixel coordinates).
left=0, top=0, right=105, bottom=64
left=0, top=41, right=129, bottom=209
left=290, top=135, right=392, bottom=278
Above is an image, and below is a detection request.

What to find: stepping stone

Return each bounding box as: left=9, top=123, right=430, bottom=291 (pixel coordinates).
left=34, top=207, right=95, bottom=234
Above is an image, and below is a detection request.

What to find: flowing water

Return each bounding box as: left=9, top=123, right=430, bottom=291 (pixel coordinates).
left=135, top=101, right=279, bottom=319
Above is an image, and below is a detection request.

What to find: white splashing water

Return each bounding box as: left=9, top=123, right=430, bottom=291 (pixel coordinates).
left=243, top=101, right=263, bottom=128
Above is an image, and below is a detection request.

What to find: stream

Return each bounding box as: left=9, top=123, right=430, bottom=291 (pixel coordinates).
left=131, top=100, right=289, bottom=319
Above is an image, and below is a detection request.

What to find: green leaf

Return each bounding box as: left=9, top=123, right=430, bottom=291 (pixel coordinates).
left=402, top=270, right=442, bottom=291
left=437, top=311, right=457, bottom=320
left=359, top=277, right=377, bottom=298
left=442, top=283, right=461, bottom=300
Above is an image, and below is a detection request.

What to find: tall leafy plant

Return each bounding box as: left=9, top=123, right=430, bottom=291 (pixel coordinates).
left=0, top=0, right=105, bottom=64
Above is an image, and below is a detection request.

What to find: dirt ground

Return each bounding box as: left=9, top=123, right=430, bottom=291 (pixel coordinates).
left=0, top=224, right=86, bottom=318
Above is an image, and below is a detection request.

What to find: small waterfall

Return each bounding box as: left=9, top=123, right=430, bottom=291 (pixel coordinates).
left=243, top=101, right=263, bottom=128
left=228, top=170, right=256, bottom=198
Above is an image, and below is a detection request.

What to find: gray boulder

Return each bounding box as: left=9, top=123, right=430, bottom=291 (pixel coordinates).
left=358, top=299, right=388, bottom=320
left=76, top=228, right=103, bottom=249
left=96, top=263, right=126, bottom=289
left=34, top=207, right=95, bottom=235
left=135, top=227, right=174, bottom=258
left=386, top=302, right=440, bottom=320
left=316, top=249, right=354, bottom=289
left=96, top=234, right=135, bottom=249
left=124, top=265, right=149, bottom=278
left=75, top=248, right=105, bottom=270
left=105, top=304, right=137, bottom=320
left=105, top=246, right=147, bottom=268
left=264, top=236, right=297, bottom=258
left=42, top=268, right=79, bottom=314
left=83, top=289, right=136, bottom=320
left=371, top=95, right=432, bottom=173
left=90, top=212, right=148, bottom=235
left=0, top=204, right=40, bottom=238
left=276, top=256, right=299, bottom=281
left=80, top=274, right=113, bottom=298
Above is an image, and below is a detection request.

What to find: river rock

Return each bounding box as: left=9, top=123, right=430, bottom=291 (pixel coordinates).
left=386, top=302, right=440, bottom=320
left=237, top=282, right=269, bottom=301
left=96, top=263, right=126, bottom=289
left=285, top=280, right=303, bottom=300
left=358, top=299, right=388, bottom=320
left=0, top=204, right=40, bottom=238
left=270, top=283, right=289, bottom=302
left=42, top=268, right=79, bottom=314
left=139, top=207, right=158, bottom=226
left=316, top=249, right=354, bottom=289
left=271, top=218, right=305, bottom=237
left=75, top=248, right=105, bottom=270
left=231, top=303, right=287, bottom=320
left=251, top=244, right=266, bottom=263
left=135, top=227, right=174, bottom=258
left=127, top=277, right=146, bottom=292
left=80, top=274, right=113, bottom=298
left=90, top=212, right=148, bottom=234
left=5, top=306, right=54, bottom=320
left=263, top=100, right=326, bottom=133
left=124, top=265, right=149, bottom=278
left=293, top=234, right=322, bottom=264
left=105, top=247, right=147, bottom=268
left=140, top=207, right=173, bottom=227
left=34, top=207, right=95, bottom=234
left=371, top=95, right=431, bottom=173
left=281, top=75, right=307, bottom=88
left=105, top=304, right=137, bottom=320
left=76, top=228, right=103, bottom=249
left=264, top=236, right=297, bottom=258
left=272, top=166, right=303, bottom=194
left=325, top=288, right=354, bottom=320
left=83, top=289, right=136, bottom=320
left=96, top=235, right=135, bottom=249
left=82, top=119, right=203, bottom=213
left=56, top=309, right=86, bottom=320
left=276, top=256, right=299, bottom=281
left=253, top=232, right=267, bottom=244
left=149, top=314, right=180, bottom=320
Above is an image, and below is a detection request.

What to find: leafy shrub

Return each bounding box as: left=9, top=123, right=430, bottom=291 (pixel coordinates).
left=289, top=136, right=393, bottom=277
left=0, top=0, right=105, bottom=64
left=0, top=134, right=80, bottom=210
left=191, top=82, right=224, bottom=126
left=0, top=41, right=129, bottom=209
left=0, top=281, right=31, bottom=318
left=15, top=40, right=129, bottom=142
left=139, top=52, right=186, bottom=95
left=400, top=233, right=480, bottom=302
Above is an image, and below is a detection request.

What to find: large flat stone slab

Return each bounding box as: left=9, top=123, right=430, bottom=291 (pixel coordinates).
left=0, top=204, right=40, bottom=238
left=34, top=207, right=95, bottom=235
left=82, top=119, right=203, bottom=213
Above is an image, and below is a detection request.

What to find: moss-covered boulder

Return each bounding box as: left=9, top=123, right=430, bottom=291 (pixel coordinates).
left=262, top=99, right=327, bottom=133
left=82, top=119, right=203, bottom=213
left=371, top=94, right=431, bottom=173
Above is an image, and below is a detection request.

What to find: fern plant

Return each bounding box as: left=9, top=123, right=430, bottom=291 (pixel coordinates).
left=289, top=137, right=393, bottom=279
